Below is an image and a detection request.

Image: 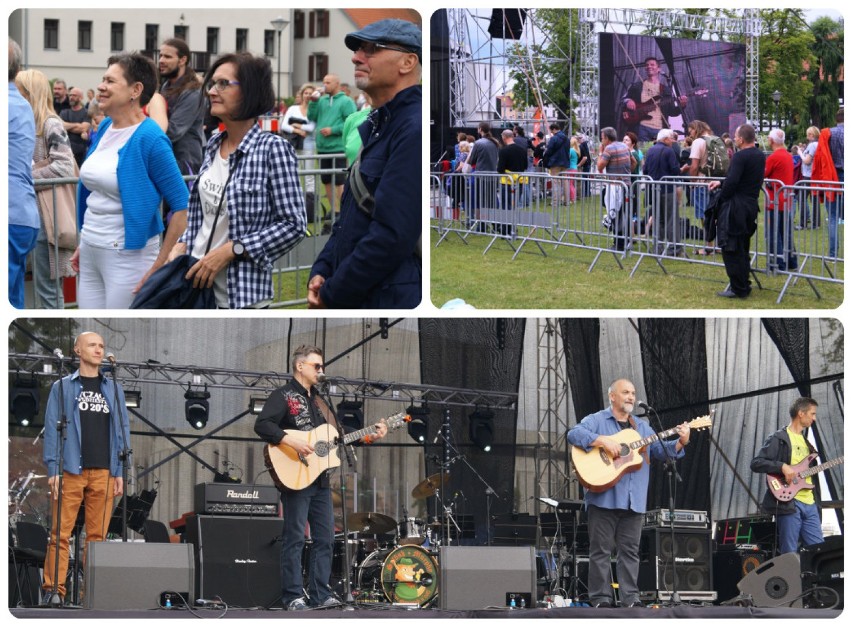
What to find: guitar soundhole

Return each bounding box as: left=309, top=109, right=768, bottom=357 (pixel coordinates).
left=314, top=441, right=329, bottom=458
left=619, top=445, right=630, bottom=457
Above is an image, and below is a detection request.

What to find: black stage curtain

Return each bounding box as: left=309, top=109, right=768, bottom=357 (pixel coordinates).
left=418, top=319, right=526, bottom=544
left=638, top=319, right=711, bottom=515
left=560, top=319, right=604, bottom=425
left=762, top=319, right=811, bottom=396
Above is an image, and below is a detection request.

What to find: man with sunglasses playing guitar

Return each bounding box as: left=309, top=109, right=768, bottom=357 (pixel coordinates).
left=622, top=57, right=689, bottom=142
left=254, top=345, right=387, bottom=610
left=751, top=397, right=825, bottom=554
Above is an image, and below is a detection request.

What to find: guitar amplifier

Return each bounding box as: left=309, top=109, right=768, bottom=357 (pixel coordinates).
left=194, top=483, right=280, bottom=516
left=644, top=509, right=708, bottom=528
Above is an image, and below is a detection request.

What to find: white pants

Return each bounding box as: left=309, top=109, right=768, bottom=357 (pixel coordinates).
left=77, top=240, right=159, bottom=309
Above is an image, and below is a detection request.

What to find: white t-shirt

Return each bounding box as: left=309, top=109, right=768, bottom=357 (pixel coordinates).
left=191, top=152, right=231, bottom=307
left=802, top=141, right=817, bottom=178
left=689, top=136, right=708, bottom=177
left=79, top=122, right=157, bottom=249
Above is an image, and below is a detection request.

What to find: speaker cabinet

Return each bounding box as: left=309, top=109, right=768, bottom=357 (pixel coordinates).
left=736, top=551, right=802, bottom=608
left=800, top=536, right=844, bottom=609
left=638, top=527, right=715, bottom=601
left=439, top=546, right=536, bottom=610
left=185, top=515, right=282, bottom=608
left=84, top=542, right=194, bottom=609
left=713, top=549, right=769, bottom=602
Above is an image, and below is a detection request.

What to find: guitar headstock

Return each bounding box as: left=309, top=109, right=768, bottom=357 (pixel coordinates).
left=383, top=411, right=411, bottom=431
left=688, top=415, right=712, bottom=431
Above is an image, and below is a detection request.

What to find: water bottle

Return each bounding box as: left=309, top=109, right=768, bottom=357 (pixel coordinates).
left=509, top=596, right=516, bottom=609
left=520, top=596, right=526, bottom=608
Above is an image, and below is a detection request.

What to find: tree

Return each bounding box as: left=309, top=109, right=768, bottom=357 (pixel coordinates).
left=807, top=16, right=844, bottom=130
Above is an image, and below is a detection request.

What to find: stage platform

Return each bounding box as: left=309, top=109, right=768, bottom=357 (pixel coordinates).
left=9, top=605, right=842, bottom=620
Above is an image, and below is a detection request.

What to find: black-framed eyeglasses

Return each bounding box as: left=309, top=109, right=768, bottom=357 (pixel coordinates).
left=304, top=362, right=325, bottom=371
left=356, top=41, right=415, bottom=57
left=206, top=79, right=241, bottom=93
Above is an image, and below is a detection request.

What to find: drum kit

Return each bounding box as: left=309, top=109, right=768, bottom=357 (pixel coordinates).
left=319, top=471, right=458, bottom=607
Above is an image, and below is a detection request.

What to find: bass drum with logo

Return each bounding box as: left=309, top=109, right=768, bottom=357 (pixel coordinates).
left=356, top=545, right=439, bottom=606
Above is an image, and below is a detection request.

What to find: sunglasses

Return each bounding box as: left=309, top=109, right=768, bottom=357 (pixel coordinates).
left=206, top=79, right=241, bottom=93
left=303, top=362, right=325, bottom=371
left=355, top=41, right=415, bottom=57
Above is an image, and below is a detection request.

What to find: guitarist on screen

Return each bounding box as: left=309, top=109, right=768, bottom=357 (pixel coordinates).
left=621, top=57, right=688, bottom=142
left=254, top=345, right=387, bottom=611
left=566, top=378, right=690, bottom=609
left=750, top=397, right=824, bottom=554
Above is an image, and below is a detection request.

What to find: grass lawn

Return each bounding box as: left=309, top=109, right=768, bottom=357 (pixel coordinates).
left=429, top=222, right=843, bottom=310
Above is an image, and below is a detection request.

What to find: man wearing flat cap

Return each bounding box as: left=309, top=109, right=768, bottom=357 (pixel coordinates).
left=308, top=18, right=422, bottom=309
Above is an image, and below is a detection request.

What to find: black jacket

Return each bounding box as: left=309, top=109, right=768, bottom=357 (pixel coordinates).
left=750, top=427, right=820, bottom=516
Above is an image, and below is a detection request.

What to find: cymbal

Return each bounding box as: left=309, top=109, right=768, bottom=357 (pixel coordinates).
left=411, top=472, right=450, bottom=499
left=347, top=511, right=396, bottom=535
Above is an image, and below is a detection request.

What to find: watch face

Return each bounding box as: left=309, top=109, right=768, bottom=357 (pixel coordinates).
left=233, top=241, right=245, bottom=256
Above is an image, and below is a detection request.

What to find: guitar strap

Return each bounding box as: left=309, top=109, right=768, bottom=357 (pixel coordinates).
left=313, top=393, right=339, bottom=431
left=627, top=415, right=650, bottom=465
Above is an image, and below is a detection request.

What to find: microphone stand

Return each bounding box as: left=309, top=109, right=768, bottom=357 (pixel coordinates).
left=108, top=359, right=131, bottom=542
left=644, top=404, right=682, bottom=606
left=46, top=350, right=68, bottom=608
left=436, top=431, right=501, bottom=546
left=317, top=382, right=355, bottom=606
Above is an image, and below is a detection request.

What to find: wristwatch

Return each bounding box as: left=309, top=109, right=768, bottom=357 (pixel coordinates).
left=232, top=240, right=247, bottom=260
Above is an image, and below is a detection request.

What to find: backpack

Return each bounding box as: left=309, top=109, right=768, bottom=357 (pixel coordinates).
left=702, top=135, right=730, bottom=178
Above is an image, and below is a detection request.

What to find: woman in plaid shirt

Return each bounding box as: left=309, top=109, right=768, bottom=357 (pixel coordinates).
left=171, top=52, right=306, bottom=308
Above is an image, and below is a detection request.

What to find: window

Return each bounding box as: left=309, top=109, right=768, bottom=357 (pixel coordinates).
left=78, top=21, right=92, bottom=51
left=207, top=27, right=219, bottom=55
left=44, top=19, right=59, bottom=50
left=308, top=53, right=328, bottom=82
left=174, top=25, right=188, bottom=41
left=309, top=10, right=329, bottom=38
left=294, top=11, right=305, bottom=39
left=264, top=30, right=275, bottom=57
left=236, top=28, right=248, bottom=52
left=145, top=24, right=159, bottom=53
left=110, top=22, right=125, bottom=52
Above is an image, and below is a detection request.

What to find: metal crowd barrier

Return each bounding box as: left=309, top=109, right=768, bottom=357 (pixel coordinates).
left=431, top=170, right=844, bottom=303
left=27, top=153, right=348, bottom=309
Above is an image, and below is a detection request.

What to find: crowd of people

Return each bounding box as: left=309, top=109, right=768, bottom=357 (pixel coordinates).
left=7, top=17, right=422, bottom=310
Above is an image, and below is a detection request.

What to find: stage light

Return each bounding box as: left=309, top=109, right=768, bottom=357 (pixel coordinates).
left=248, top=396, right=267, bottom=415
left=337, top=399, right=364, bottom=431
left=406, top=404, right=430, bottom=443
left=468, top=408, right=495, bottom=452
left=10, top=374, right=41, bottom=427
left=185, top=385, right=211, bottom=430
left=124, top=390, right=142, bottom=409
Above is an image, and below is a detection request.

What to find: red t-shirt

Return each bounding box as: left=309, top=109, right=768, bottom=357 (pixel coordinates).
left=764, top=148, right=794, bottom=211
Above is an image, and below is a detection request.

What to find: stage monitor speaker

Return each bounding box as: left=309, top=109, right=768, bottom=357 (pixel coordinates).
left=487, top=9, right=526, bottom=40
left=736, top=551, right=802, bottom=608
left=712, top=549, right=769, bottom=602
left=800, top=535, right=843, bottom=609
left=439, top=546, right=536, bottom=610
left=84, top=542, right=194, bottom=610
left=638, top=527, right=715, bottom=601
left=186, top=515, right=281, bottom=608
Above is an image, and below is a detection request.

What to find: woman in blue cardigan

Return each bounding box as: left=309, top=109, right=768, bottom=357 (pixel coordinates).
left=71, top=52, right=188, bottom=309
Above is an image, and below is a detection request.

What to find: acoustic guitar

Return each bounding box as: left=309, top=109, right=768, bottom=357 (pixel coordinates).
left=622, top=89, right=709, bottom=127
left=264, top=411, right=409, bottom=491
left=571, top=415, right=712, bottom=493
left=766, top=454, right=844, bottom=502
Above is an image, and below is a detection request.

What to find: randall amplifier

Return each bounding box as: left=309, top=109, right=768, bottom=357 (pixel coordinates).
left=644, top=509, right=708, bottom=528
left=194, top=483, right=280, bottom=516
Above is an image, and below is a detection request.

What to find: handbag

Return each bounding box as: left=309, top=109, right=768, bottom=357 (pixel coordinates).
left=34, top=157, right=79, bottom=249
left=130, top=150, right=242, bottom=309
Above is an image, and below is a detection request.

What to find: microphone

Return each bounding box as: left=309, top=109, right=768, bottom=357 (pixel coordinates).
left=53, top=348, right=64, bottom=360
left=107, top=353, right=117, bottom=366
left=316, top=372, right=331, bottom=383
left=636, top=400, right=651, bottom=410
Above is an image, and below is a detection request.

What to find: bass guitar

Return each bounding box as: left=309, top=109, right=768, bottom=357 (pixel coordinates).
left=571, top=415, right=712, bottom=493
left=264, top=411, right=409, bottom=491
left=766, top=454, right=844, bottom=502
left=622, top=88, right=709, bottom=126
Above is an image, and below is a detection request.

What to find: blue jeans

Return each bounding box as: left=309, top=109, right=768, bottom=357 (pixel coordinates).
left=8, top=224, right=39, bottom=309
left=32, top=229, right=64, bottom=309
left=280, top=481, right=335, bottom=605
left=826, top=169, right=844, bottom=257
left=693, top=185, right=707, bottom=220
left=776, top=500, right=824, bottom=554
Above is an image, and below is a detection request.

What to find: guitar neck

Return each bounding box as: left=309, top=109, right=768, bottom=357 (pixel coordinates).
left=628, top=425, right=680, bottom=450
left=799, top=456, right=844, bottom=479
left=341, top=423, right=380, bottom=446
